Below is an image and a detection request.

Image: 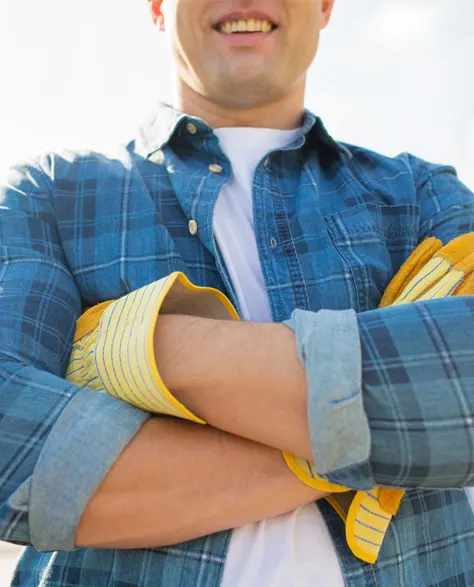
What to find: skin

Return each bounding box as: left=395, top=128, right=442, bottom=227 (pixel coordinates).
left=149, top=0, right=335, bottom=129
left=76, top=417, right=322, bottom=549
left=153, top=316, right=314, bottom=459
left=76, top=318, right=323, bottom=549
left=76, top=0, right=335, bottom=549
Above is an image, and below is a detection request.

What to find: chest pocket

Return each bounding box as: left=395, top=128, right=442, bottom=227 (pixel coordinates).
left=325, top=203, right=420, bottom=312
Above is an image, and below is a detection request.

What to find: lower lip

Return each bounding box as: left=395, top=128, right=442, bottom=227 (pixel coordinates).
left=213, top=29, right=278, bottom=46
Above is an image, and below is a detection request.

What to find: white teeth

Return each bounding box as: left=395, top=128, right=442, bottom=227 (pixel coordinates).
left=218, top=18, right=275, bottom=34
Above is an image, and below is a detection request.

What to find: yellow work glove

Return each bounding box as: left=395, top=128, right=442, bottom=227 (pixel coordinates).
left=66, top=272, right=239, bottom=423
left=284, top=232, right=474, bottom=563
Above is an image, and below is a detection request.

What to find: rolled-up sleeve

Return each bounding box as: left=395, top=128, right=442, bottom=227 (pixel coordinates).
left=0, top=160, right=150, bottom=551
left=284, top=309, right=373, bottom=489
left=285, top=159, right=474, bottom=492
left=285, top=297, right=474, bottom=492
left=11, top=382, right=149, bottom=552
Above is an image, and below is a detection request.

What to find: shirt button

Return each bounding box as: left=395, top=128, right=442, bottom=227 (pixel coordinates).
left=209, top=163, right=223, bottom=174
left=188, top=219, right=198, bottom=236
left=186, top=122, right=197, bottom=135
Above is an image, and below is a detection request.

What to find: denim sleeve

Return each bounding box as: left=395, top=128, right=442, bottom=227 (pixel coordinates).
left=405, top=153, right=474, bottom=244
left=358, top=296, right=474, bottom=490
left=0, top=160, right=150, bottom=551
left=283, top=309, right=372, bottom=489
left=284, top=161, right=474, bottom=491
left=285, top=298, right=474, bottom=492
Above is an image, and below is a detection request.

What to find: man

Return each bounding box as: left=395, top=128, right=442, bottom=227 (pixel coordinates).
left=1, top=0, right=473, bottom=585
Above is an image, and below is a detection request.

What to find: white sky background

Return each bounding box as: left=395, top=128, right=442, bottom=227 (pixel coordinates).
left=0, top=0, right=473, bottom=189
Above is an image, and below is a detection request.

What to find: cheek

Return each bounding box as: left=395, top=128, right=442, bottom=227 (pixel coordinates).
left=173, top=8, right=202, bottom=54
left=292, top=14, right=321, bottom=61
left=291, top=1, right=321, bottom=39
left=171, top=23, right=214, bottom=84
left=285, top=25, right=320, bottom=67
left=172, top=21, right=201, bottom=64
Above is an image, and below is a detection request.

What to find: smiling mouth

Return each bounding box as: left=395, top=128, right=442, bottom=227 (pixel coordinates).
left=213, top=19, right=278, bottom=35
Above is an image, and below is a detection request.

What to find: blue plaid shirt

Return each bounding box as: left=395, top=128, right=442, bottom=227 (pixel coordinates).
left=1, top=103, right=474, bottom=586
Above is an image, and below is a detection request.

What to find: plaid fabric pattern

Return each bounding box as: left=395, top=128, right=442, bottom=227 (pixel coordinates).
left=1, top=103, right=474, bottom=585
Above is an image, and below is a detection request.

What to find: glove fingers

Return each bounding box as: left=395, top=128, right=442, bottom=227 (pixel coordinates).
left=346, top=488, right=396, bottom=564
left=392, top=254, right=452, bottom=305
left=417, top=250, right=474, bottom=301
left=435, top=232, right=474, bottom=266
left=379, top=238, right=442, bottom=308
left=453, top=250, right=474, bottom=277
left=417, top=266, right=465, bottom=300
left=454, top=270, right=474, bottom=296
left=391, top=233, right=474, bottom=305
left=324, top=488, right=404, bottom=564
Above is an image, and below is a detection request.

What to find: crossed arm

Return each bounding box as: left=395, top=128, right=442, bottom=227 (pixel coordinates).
left=0, top=162, right=324, bottom=553
left=1, top=157, right=474, bottom=555
left=75, top=419, right=323, bottom=550
left=77, top=297, right=474, bottom=548
left=75, top=317, right=317, bottom=549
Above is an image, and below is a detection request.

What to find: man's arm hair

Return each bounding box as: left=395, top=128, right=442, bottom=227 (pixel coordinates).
left=153, top=300, right=474, bottom=491
left=154, top=315, right=313, bottom=459
left=146, top=165, right=474, bottom=493
left=75, top=417, right=325, bottom=549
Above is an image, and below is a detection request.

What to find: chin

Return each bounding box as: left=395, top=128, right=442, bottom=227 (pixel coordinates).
left=208, top=79, right=285, bottom=109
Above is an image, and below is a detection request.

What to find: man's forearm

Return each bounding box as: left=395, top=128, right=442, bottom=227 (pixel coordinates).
left=153, top=298, right=474, bottom=491
left=154, top=314, right=313, bottom=460
left=75, top=417, right=325, bottom=549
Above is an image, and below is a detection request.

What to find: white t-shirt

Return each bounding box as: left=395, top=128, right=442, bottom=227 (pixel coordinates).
left=213, top=127, right=345, bottom=587
left=212, top=126, right=474, bottom=586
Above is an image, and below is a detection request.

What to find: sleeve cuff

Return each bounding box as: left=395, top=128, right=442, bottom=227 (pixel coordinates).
left=92, top=273, right=238, bottom=425
left=283, top=309, right=373, bottom=490
left=93, top=276, right=204, bottom=423
left=29, top=387, right=150, bottom=552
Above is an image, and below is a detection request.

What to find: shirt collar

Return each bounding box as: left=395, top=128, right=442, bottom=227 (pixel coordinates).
left=132, top=102, right=352, bottom=161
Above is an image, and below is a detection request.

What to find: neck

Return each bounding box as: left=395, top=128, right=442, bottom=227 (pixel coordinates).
left=173, top=80, right=306, bottom=131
